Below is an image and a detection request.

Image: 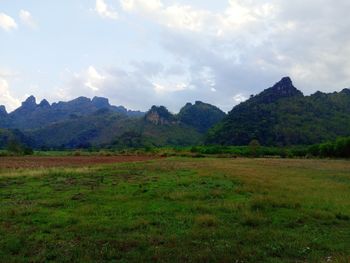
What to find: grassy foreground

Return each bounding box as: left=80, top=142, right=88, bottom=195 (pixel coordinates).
left=0, top=158, right=350, bottom=262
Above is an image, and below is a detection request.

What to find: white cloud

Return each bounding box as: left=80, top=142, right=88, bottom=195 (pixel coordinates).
left=19, top=10, right=37, bottom=29
left=95, top=0, right=118, bottom=19
left=133, top=0, right=350, bottom=110
left=84, top=66, right=105, bottom=92
left=233, top=94, right=247, bottom=104
left=153, top=82, right=187, bottom=94
left=120, top=0, right=210, bottom=32
left=56, top=63, right=203, bottom=112
left=121, top=0, right=162, bottom=12
left=0, top=78, right=20, bottom=112
left=119, top=0, right=278, bottom=34
left=0, top=13, right=17, bottom=31
left=56, top=65, right=154, bottom=110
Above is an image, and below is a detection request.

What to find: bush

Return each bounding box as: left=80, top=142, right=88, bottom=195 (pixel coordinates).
left=306, top=137, right=350, bottom=158
left=334, top=137, right=350, bottom=158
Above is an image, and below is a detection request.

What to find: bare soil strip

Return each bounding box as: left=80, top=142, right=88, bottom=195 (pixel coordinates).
left=0, top=156, right=158, bottom=169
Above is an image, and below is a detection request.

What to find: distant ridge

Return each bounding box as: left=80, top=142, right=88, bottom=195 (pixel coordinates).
left=1, top=96, right=144, bottom=130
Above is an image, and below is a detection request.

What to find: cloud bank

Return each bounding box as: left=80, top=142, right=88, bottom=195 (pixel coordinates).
left=115, top=0, right=350, bottom=110
left=2, top=1, right=350, bottom=113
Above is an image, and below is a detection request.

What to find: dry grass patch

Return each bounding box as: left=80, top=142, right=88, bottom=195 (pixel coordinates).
left=195, top=214, right=218, bottom=227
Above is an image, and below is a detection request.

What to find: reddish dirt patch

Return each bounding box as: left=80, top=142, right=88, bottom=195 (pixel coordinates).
left=0, top=156, right=158, bottom=169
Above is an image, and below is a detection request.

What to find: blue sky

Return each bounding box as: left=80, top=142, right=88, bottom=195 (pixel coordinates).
left=1, top=0, right=350, bottom=112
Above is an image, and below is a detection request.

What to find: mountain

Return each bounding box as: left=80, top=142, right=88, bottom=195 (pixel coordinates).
left=206, top=77, right=350, bottom=146
left=3, top=79, right=349, bottom=149
left=3, top=96, right=144, bottom=130
left=0, top=96, right=224, bottom=149
left=178, top=101, right=226, bottom=133
left=28, top=106, right=202, bottom=149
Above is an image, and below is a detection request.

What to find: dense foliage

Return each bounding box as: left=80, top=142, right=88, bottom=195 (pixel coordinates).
left=177, top=101, right=226, bottom=132
left=0, top=128, right=33, bottom=155
left=309, top=137, right=350, bottom=158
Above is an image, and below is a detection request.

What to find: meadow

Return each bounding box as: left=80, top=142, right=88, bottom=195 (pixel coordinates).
left=0, top=157, right=350, bottom=262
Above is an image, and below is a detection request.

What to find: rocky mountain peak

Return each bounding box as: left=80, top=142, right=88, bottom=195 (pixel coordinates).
left=341, top=88, right=350, bottom=95
left=145, top=106, right=176, bottom=125
left=22, top=95, right=37, bottom=108
left=70, top=97, right=91, bottom=105
left=253, top=77, right=303, bottom=104
left=39, top=99, right=50, bottom=108
left=92, top=97, right=110, bottom=108
left=271, top=77, right=302, bottom=95
left=0, top=105, right=7, bottom=115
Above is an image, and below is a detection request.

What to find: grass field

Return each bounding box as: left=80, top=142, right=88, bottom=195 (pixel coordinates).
left=0, top=157, right=349, bottom=262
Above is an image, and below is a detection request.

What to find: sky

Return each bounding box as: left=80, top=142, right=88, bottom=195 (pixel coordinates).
left=1, top=0, right=350, bottom=113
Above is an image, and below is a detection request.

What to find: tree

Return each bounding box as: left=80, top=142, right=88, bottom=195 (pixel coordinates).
left=249, top=139, right=261, bottom=157
left=6, top=140, right=33, bottom=155
left=6, top=140, right=23, bottom=155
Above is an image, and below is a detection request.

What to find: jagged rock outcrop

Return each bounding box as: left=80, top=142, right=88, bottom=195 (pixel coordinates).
left=249, top=77, right=303, bottom=104
left=39, top=99, right=50, bottom=108
left=0, top=105, right=7, bottom=116
left=145, top=106, right=177, bottom=125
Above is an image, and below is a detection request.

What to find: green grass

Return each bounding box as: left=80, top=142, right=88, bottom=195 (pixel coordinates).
left=0, top=158, right=350, bottom=262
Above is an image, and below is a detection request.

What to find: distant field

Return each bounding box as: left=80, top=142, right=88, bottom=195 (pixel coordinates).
left=0, top=157, right=349, bottom=262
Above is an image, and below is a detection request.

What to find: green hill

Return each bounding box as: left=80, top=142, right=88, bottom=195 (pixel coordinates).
left=178, top=101, right=226, bottom=133
left=206, top=77, right=350, bottom=146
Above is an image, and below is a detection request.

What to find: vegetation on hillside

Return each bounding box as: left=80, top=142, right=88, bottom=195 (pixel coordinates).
left=0, top=128, right=34, bottom=155
left=177, top=101, right=226, bottom=133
